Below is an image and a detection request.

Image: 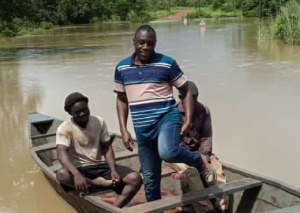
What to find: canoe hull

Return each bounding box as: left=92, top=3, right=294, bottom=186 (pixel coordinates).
left=28, top=112, right=300, bottom=213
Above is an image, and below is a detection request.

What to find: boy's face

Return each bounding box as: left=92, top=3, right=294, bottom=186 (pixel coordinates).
left=69, top=101, right=90, bottom=126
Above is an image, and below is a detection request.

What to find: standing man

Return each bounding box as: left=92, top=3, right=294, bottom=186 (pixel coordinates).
left=56, top=92, right=142, bottom=208
left=114, top=25, right=216, bottom=202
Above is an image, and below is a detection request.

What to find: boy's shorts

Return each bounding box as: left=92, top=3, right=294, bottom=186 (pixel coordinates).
left=77, top=163, right=135, bottom=194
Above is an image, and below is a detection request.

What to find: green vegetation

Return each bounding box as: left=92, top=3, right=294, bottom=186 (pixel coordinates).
left=185, top=0, right=290, bottom=19
left=149, top=10, right=176, bottom=19
left=186, top=6, right=242, bottom=19
left=259, top=0, right=300, bottom=44
left=273, top=0, right=300, bottom=44
left=0, top=0, right=152, bottom=36
left=0, top=18, right=54, bottom=36
left=0, top=0, right=298, bottom=38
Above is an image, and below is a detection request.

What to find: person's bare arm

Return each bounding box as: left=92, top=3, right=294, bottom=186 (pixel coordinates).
left=101, top=142, right=117, bottom=172
left=101, top=142, right=120, bottom=184
left=57, top=145, right=88, bottom=192
left=199, top=107, right=213, bottom=157
left=178, top=84, right=194, bottom=135
left=116, top=93, right=134, bottom=151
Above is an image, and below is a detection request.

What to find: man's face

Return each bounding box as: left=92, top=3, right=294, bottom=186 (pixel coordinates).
left=133, top=30, right=156, bottom=64
left=69, top=101, right=90, bottom=126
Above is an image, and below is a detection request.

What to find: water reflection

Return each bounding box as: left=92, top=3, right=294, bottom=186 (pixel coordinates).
left=258, top=40, right=300, bottom=62
left=0, top=62, right=75, bottom=212
left=0, top=62, right=39, bottom=211
left=0, top=44, right=125, bottom=61
left=199, top=25, right=206, bottom=43
left=0, top=204, right=15, bottom=213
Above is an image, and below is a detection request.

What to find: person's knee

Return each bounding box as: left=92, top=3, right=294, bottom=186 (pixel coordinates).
left=142, top=171, right=160, bottom=188
left=159, top=148, right=179, bottom=163
left=126, top=172, right=142, bottom=189
left=56, top=168, right=72, bottom=184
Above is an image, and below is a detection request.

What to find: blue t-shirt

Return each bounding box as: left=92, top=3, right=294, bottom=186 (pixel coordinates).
left=114, top=52, right=186, bottom=143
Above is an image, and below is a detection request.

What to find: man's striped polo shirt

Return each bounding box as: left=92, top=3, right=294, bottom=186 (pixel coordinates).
left=114, top=52, right=187, bottom=139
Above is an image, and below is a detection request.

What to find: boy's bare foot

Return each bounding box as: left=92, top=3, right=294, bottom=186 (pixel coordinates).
left=171, top=171, right=185, bottom=180
left=91, top=177, right=113, bottom=187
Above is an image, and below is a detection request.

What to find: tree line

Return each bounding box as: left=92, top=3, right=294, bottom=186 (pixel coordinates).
left=0, top=0, right=293, bottom=36
left=152, top=0, right=290, bottom=17
left=0, top=0, right=150, bottom=36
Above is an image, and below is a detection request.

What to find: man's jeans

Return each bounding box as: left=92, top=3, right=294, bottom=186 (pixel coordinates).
left=138, top=120, right=203, bottom=202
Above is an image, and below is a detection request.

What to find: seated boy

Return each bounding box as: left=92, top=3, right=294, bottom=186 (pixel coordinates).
left=56, top=92, right=142, bottom=208
left=172, top=81, right=228, bottom=212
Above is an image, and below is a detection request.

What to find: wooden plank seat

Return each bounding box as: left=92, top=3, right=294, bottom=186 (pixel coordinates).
left=49, top=163, right=62, bottom=172
left=32, top=142, right=56, bottom=152
left=31, top=132, right=56, bottom=140
left=125, top=178, right=262, bottom=213
left=28, top=113, right=54, bottom=124
left=264, top=205, right=300, bottom=213
left=48, top=149, right=140, bottom=172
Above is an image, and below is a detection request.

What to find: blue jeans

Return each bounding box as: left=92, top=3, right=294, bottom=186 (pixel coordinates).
left=138, top=120, right=203, bottom=202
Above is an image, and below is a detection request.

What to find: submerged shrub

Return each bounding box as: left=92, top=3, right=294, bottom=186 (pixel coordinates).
left=127, top=10, right=151, bottom=23
left=186, top=9, right=206, bottom=19
left=273, top=0, right=300, bottom=44
left=40, top=21, right=54, bottom=30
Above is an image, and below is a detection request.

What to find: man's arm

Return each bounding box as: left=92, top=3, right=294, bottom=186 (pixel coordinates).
left=57, top=145, right=89, bottom=192
left=198, top=106, right=213, bottom=157
left=178, top=84, right=194, bottom=135
left=101, top=140, right=121, bottom=186
left=116, top=93, right=134, bottom=151
left=199, top=137, right=213, bottom=157
left=101, top=142, right=118, bottom=175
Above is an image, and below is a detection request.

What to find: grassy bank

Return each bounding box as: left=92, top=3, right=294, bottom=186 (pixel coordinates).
left=149, top=6, right=242, bottom=20
left=258, top=0, right=300, bottom=45
left=149, top=9, right=176, bottom=19
left=185, top=6, right=242, bottom=19
left=0, top=19, right=54, bottom=36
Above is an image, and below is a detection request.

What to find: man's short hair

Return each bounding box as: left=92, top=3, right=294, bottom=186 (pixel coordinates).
left=179, top=81, right=199, bottom=98
left=134, top=24, right=156, bottom=39
left=188, top=81, right=199, bottom=96
left=64, top=92, right=89, bottom=113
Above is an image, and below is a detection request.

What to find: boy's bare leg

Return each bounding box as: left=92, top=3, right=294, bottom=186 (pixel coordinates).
left=169, top=163, right=206, bottom=213
left=56, top=168, right=113, bottom=192
left=112, top=172, right=142, bottom=208
left=88, top=177, right=113, bottom=187
left=169, top=155, right=229, bottom=212
left=210, top=155, right=229, bottom=212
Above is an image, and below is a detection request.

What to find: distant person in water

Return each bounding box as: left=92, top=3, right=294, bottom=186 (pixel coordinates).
left=55, top=92, right=142, bottom=207
left=114, top=24, right=216, bottom=203
left=183, top=18, right=188, bottom=25
left=199, top=20, right=206, bottom=27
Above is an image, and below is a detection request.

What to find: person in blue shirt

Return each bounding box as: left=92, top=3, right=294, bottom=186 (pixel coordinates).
left=114, top=25, right=216, bottom=203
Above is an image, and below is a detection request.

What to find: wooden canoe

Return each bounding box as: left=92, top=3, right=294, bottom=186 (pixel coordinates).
left=28, top=112, right=300, bottom=213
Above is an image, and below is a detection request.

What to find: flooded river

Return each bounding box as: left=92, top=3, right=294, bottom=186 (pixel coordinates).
left=0, top=19, right=300, bottom=212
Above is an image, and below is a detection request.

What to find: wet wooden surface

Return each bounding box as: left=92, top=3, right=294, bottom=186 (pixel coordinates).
left=125, top=178, right=262, bottom=213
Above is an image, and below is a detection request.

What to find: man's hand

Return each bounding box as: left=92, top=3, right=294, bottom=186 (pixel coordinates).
left=178, top=82, right=194, bottom=136
left=180, top=121, right=192, bottom=136
left=121, top=130, right=134, bottom=151
left=111, top=170, right=121, bottom=188
left=73, top=173, right=89, bottom=193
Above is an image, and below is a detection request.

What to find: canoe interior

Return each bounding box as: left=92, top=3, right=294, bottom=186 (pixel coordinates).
left=28, top=113, right=300, bottom=213
left=223, top=165, right=300, bottom=212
